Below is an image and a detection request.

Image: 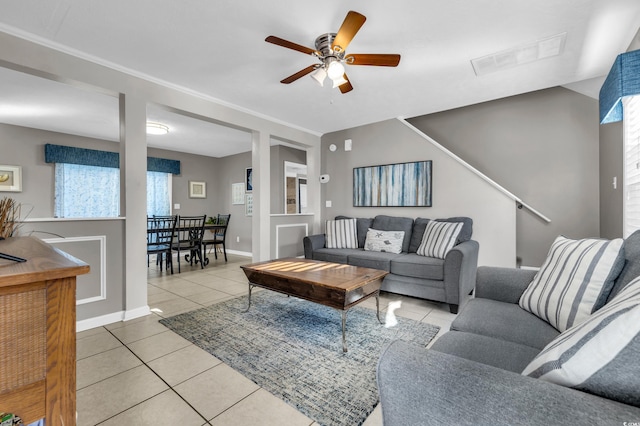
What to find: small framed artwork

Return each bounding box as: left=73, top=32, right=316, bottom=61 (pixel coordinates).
left=245, top=193, right=253, bottom=216
left=189, top=181, right=206, bottom=198
left=0, top=165, right=22, bottom=192
left=245, top=167, right=253, bottom=192
left=232, top=182, right=245, bottom=205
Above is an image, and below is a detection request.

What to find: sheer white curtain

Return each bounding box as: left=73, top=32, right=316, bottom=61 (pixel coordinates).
left=54, top=163, right=120, bottom=218
left=54, top=164, right=171, bottom=218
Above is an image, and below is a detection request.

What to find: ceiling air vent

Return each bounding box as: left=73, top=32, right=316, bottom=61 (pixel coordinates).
left=471, top=32, right=567, bottom=76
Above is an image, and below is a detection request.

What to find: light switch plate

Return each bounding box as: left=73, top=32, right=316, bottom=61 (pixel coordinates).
left=326, top=200, right=332, bottom=208
left=344, top=139, right=352, bottom=151
left=174, top=203, right=180, bottom=209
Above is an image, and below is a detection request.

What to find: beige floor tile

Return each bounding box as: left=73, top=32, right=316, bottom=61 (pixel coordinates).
left=148, top=344, right=222, bottom=386
left=127, top=330, right=192, bottom=362
left=394, top=307, right=427, bottom=322
left=149, top=295, right=202, bottom=316
left=197, top=276, right=246, bottom=290
left=77, top=365, right=168, bottom=426
left=159, top=280, right=213, bottom=297
left=77, top=329, right=123, bottom=360
left=363, top=404, right=383, bottom=426
left=99, top=390, right=206, bottom=426
left=174, top=363, right=260, bottom=421
left=77, top=346, right=142, bottom=390
left=209, top=388, right=313, bottom=426
left=76, top=326, right=107, bottom=340
left=108, top=315, right=170, bottom=344
left=183, top=288, right=233, bottom=305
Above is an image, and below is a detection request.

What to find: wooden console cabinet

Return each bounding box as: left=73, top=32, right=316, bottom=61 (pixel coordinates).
left=0, top=237, right=89, bottom=425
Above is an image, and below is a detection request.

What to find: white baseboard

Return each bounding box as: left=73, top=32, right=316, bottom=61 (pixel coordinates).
left=77, top=311, right=125, bottom=332
left=226, top=249, right=252, bottom=257
left=123, top=305, right=152, bottom=321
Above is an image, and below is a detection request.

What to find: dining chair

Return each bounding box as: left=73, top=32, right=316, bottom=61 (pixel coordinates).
left=203, top=214, right=231, bottom=264
left=146, top=216, right=177, bottom=274
left=172, top=214, right=206, bottom=273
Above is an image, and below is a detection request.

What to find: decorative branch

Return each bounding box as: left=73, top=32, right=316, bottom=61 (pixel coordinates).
left=0, top=197, right=21, bottom=238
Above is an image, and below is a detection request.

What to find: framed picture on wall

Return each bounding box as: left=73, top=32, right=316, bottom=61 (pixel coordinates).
left=0, top=165, right=22, bottom=192
left=246, top=168, right=253, bottom=192
left=353, top=160, right=432, bottom=207
left=189, top=181, right=206, bottom=198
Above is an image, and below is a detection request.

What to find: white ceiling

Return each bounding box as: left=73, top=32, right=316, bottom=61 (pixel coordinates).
left=0, top=0, right=639, bottom=157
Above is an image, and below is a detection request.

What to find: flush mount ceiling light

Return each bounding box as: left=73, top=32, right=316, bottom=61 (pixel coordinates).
left=146, top=122, right=169, bottom=135
left=471, top=32, right=567, bottom=76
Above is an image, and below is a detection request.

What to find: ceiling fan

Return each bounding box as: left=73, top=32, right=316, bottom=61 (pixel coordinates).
left=265, top=10, right=401, bottom=94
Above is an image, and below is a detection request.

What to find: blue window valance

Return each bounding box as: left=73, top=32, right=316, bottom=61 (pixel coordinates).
left=599, top=49, right=640, bottom=124
left=44, top=144, right=181, bottom=174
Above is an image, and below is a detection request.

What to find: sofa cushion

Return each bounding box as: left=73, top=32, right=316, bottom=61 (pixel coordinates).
left=452, top=298, right=560, bottom=349
left=390, top=253, right=444, bottom=281
left=312, top=248, right=363, bottom=264
left=364, top=228, right=405, bottom=254
left=371, top=215, right=414, bottom=253
left=608, top=229, right=640, bottom=302
left=519, top=235, right=625, bottom=332
left=522, top=275, right=640, bottom=408
left=416, top=221, right=463, bottom=259
left=432, top=330, right=541, bottom=373
left=346, top=250, right=402, bottom=271
left=408, top=217, right=473, bottom=253
left=325, top=218, right=358, bottom=249
left=335, top=216, right=373, bottom=248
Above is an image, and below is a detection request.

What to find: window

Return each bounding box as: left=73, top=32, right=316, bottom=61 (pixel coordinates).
left=54, top=164, right=172, bottom=218
left=624, top=95, right=640, bottom=237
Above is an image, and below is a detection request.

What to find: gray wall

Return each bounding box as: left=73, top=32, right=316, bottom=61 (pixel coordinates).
left=408, top=87, right=600, bottom=266
left=321, top=118, right=516, bottom=267
left=599, top=121, right=624, bottom=239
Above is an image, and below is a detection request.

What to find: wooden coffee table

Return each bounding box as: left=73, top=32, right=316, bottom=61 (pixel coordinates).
left=240, top=258, right=388, bottom=352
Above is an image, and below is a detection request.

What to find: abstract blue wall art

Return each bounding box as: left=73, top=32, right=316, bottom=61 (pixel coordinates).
left=353, top=160, right=432, bottom=207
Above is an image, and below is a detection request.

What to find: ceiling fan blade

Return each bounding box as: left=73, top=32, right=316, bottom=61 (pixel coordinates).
left=346, top=54, right=401, bottom=67
left=280, top=65, right=318, bottom=84
left=339, top=74, right=353, bottom=94
left=331, top=11, right=366, bottom=53
left=265, top=36, right=318, bottom=56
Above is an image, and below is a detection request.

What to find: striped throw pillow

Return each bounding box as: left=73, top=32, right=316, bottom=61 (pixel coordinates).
left=325, top=219, right=358, bottom=249
left=519, top=236, right=624, bottom=332
left=522, top=275, right=640, bottom=407
left=416, top=221, right=463, bottom=259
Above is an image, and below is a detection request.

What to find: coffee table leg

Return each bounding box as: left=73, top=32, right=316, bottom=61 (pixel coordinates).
left=244, top=284, right=254, bottom=312
left=341, top=310, right=348, bottom=352
left=376, top=292, right=383, bottom=324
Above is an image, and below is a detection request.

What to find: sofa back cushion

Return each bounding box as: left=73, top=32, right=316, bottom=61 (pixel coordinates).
left=335, top=216, right=373, bottom=248
left=371, top=215, right=414, bottom=253
left=608, top=229, right=640, bottom=303
left=519, top=235, right=625, bottom=332
left=409, top=217, right=473, bottom=253
left=522, top=275, right=640, bottom=408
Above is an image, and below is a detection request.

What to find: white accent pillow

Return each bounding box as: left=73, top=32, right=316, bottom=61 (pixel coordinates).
left=364, top=228, right=405, bottom=254
left=522, top=275, right=640, bottom=407
left=325, top=219, right=358, bottom=249
left=519, top=236, right=624, bottom=332
left=416, top=221, right=463, bottom=259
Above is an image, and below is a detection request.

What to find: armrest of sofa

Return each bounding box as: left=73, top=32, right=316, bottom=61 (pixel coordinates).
left=303, top=234, right=326, bottom=259
left=443, top=240, right=479, bottom=312
left=377, top=341, right=640, bottom=426
left=475, top=266, right=538, bottom=303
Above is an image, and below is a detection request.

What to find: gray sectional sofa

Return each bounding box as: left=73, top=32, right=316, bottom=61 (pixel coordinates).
left=303, top=215, right=479, bottom=313
left=377, top=230, right=640, bottom=425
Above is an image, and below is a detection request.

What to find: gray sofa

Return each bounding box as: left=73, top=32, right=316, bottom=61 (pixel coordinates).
left=377, top=230, right=640, bottom=425
left=303, top=215, right=479, bottom=313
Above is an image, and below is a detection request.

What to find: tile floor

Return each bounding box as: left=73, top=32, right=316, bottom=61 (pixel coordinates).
left=76, top=253, right=456, bottom=425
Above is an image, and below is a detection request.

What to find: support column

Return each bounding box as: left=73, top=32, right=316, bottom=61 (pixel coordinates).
left=251, top=130, right=271, bottom=261
left=306, top=143, right=322, bottom=234
left=120, top=94, right=150, bottom=320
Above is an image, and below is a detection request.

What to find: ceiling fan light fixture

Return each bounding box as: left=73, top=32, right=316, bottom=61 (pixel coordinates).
left=332, top=75, right=348, bottom=88
left=310, top=67, right=327, bottom=86
left=327, top=60, right=345, bottom=81
left=146, top=122, right=169, bottom=135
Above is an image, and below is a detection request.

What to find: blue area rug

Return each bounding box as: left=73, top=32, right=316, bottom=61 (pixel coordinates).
left=160, top=291, right=439, bottom=426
